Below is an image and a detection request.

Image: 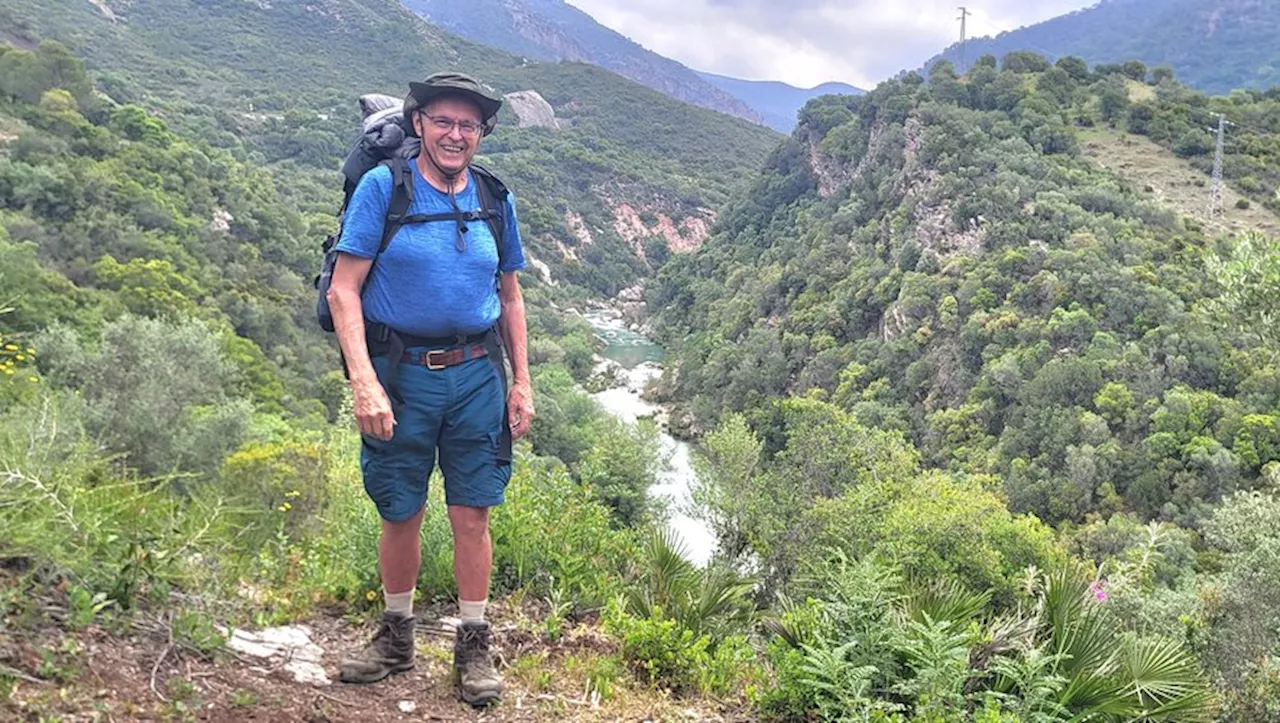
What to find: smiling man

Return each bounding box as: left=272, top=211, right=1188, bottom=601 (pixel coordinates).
left=325, top=72, right=533, bottom=707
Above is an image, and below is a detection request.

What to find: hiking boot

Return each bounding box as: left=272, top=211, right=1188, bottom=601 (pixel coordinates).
left=339, top=612, right=416, bottom=684
left=453, top=621, right=502, bottom=706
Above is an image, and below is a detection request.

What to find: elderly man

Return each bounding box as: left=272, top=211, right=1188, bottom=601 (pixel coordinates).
left=326, top=72, right=533, bottom=707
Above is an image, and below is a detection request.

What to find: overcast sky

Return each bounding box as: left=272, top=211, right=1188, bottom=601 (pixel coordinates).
left=565, top=0, right=1098, bottom=89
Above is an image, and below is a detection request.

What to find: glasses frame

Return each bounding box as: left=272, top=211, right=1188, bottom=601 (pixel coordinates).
left=420, top=113, right=483, bottom=136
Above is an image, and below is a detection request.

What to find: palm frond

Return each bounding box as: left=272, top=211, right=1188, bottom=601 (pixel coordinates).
left=900, top=576, right=991, bottom=630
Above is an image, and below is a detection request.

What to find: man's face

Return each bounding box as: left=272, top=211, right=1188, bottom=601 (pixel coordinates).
left=415, top=95, right=483, bottom=176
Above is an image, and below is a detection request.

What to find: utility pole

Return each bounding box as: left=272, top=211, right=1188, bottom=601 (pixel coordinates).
left=957, top=6, right=972, bottom=75
left=1207, top=113, right=1226, bottom=219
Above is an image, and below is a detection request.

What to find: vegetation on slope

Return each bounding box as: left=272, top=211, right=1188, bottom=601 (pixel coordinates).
left=926, top=0, right=1280, bottom=95
left=652, top=52, right=1280, bottom=719
left=0, top=0, right=780, bottom=297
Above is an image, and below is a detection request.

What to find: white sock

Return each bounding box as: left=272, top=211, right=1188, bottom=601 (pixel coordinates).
left=458, top=599, right=487, bottom=624
left=384, top=589, right=414, bottom=618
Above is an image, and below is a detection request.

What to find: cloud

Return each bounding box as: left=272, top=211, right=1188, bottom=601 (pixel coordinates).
left=565, top=0, right=1096, bottom=88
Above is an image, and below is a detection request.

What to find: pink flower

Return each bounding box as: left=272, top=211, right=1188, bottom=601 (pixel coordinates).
left=1090, top=579, right=1108, bottom=602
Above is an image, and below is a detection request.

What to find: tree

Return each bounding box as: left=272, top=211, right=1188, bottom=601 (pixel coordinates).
left=1203, top=232, right=1280, bottom=357
left=1098, top=76, right=1131, bottom=123
left=1055, top=56, right=1091, bottom=83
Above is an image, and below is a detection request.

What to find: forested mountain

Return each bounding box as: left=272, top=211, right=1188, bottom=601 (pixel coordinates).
left=695, top=71, right=865, bottom=133
left=647, top=53, right=1280, bottom=719
left=0, top=0, right=780, bottom=299
left=654, top=55, right=1280, bottom=528
left=395, top=0, right=765, bottom=125
left=925, top=0, right=1280, bottom=94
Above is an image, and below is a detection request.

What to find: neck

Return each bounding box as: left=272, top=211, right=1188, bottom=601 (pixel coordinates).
left=416, top=153, right=469, bottom=193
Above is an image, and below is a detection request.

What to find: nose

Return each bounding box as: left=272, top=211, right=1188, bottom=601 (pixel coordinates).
left=446, top=123, right=466, bottom=142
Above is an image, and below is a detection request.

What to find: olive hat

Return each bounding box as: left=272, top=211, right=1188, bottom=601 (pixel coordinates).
left=403, top=72, right=503, bottom=137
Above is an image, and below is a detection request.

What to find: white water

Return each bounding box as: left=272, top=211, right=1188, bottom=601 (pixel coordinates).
left=583, top=311, right=718, bottom=567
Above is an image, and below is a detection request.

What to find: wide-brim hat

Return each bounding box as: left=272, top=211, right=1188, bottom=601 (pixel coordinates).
left=404, top=72, right=503, bottom=137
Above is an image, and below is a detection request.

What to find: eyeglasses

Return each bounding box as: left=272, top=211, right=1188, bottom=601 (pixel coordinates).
left=422, top=114, right=482, bottom=136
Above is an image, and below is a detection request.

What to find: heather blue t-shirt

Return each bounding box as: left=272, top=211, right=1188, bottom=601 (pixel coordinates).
left=335, top=161, right=526, bottom=338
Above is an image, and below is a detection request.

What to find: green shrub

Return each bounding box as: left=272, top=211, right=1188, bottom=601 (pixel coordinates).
left=604, top=599, right=751, bottom=697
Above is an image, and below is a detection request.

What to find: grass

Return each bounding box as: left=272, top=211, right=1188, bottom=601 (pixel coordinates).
left=1078, top=126, right=1280, bottom=237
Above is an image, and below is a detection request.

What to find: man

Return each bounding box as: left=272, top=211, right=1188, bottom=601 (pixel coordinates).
left=325, top=72, right=534, bottom=707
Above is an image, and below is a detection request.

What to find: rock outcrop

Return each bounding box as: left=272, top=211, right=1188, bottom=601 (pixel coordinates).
left=503, top=90, right=559, bottom=130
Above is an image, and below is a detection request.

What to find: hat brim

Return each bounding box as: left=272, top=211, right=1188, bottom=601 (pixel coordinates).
left=406, top=82, right=502, bottom=122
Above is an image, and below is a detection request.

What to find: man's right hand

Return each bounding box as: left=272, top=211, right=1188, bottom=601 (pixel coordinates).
left=353, top=379, right=396, bottom=440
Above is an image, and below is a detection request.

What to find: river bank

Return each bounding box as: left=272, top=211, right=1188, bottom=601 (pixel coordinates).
left=579, top=307, right=717, bottom=567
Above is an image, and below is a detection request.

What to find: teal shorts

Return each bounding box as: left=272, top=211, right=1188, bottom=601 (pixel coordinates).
left=360, top=344, right=512, bottom=520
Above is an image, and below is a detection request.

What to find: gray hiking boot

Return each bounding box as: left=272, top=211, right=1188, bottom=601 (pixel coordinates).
left=453, top=621, right=502, bottom=706
left=339, top=612, right=416, bottom=684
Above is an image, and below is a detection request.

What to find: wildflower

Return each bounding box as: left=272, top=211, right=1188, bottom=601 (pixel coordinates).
left=1090, top=578, right=1108, bottom=602
left=277, top=502, right=293, bottom=512
left=15, top=354, right=24, bottom=361
left=3, top=368, right=14, bottom=376
left=26, top=348, right=35, bottom=355
left=27, top=377, right=38, bottom=383
left=3, top=344, right=17, bottom=351
left=365, top=590, right=378, bottom=602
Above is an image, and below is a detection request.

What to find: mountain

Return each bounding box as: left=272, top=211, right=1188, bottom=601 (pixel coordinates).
left=695, top=71, right=864, bottom=133
left=396, top=0, right=766, bottom=125
left=0, top=0, right=780, bottom=299
left=924, top=0, right=1280, bottom=94
left=651, top=60, right=1280, bottom=528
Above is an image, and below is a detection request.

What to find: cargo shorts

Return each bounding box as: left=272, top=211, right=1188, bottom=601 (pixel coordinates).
left=360, top=342, right=512, bottom=521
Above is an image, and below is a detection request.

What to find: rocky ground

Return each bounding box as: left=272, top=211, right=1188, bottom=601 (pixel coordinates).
left=0, top=564, right=748, bottom=722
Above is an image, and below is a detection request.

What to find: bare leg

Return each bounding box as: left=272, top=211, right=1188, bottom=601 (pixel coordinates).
left=448, top=505, right=492, bottom=602
left=380, top=506, right=426, bottom=594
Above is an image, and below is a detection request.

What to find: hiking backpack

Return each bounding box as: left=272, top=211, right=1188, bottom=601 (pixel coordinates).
left=314, top=92, right=511, bottom=333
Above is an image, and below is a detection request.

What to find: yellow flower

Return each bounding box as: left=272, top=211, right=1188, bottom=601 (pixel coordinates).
left=3, top=344, right=17, bottom=351
left=27, top=377, right=38, bottom=383
left=366, top=590, right=378, bottom=602
left=277, top=504, right=287, bottom=512
left=15, top=355, right=24, bottom=361
left=26, top=348, right=35, bottom=355
left=3, top=369, right=14, bottom=376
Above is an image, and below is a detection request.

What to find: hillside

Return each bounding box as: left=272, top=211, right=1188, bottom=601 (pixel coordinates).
left=646, top=56, right=1280, bottom=719
left=6, top=34, right=1279, bottom=723
left=696, top=71, right=865, bottom=133
left=0, top=0, right=781, bottom=298
left=924, top=0, right=1280, bottom=94
left=396, top=0, right=766, bottom=126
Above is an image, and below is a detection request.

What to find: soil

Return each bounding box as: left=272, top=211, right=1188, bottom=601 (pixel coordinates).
left=1, top=576, right=749, bottom=722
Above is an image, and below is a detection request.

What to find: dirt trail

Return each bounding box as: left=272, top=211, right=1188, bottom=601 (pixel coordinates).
left=3, top=609, right=745, bottom=722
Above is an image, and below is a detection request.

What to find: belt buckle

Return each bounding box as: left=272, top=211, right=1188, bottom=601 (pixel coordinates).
left=425, top=350, right=447, bottom=370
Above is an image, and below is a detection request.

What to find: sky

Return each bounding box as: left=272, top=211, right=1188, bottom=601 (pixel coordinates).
left=564, top=0, right=1099, bottom=89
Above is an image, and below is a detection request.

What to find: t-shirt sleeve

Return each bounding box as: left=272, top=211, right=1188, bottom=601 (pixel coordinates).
left=499, top=191, right=527, bottom=274
left=334, top=165, right=393, bottom=259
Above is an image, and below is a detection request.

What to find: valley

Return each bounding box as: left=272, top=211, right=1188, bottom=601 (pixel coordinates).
left=2, top=1, right=1280, bottom=721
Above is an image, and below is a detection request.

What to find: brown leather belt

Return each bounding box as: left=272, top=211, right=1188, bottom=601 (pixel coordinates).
left=401, top=344, right=488, bottom=370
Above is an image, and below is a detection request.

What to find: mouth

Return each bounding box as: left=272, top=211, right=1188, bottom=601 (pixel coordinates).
left=438, top=143, right=467, bottom=159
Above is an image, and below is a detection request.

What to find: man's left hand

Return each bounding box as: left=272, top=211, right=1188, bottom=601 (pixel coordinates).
left=508, top=380, right=535, bottom=440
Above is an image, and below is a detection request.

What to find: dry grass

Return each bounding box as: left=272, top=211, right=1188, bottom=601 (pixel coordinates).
left=1078, top=126, right=1280, bottom=238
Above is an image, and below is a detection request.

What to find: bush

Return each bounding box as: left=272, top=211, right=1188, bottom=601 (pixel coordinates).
left=1236, top=198, right=1251, bottom=210
left=604, top=599, right=752, bottom=697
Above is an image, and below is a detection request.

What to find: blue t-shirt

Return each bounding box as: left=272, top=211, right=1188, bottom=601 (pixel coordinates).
left=335, top=161, right=526, bottom=338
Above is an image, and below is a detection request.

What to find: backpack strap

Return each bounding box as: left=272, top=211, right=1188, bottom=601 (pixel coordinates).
left=378, top=156, right=415, bottom=253
left=469, top=163, right=509, bottom=274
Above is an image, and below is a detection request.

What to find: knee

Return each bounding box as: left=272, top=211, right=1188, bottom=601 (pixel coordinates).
left=449, top=506, right=491, bottom=541
left=382, top=507, right=426, bottom=538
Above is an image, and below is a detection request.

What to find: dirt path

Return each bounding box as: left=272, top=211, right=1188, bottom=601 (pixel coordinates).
left=3, top=610, right=747, bottom=722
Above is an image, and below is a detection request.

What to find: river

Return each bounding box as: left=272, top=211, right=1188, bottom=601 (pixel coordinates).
left=582, top=310, right=718, bottom=567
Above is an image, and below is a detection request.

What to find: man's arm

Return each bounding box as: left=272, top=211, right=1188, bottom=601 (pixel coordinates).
left=497, top=271, right=533, bottom=439
left=328, top=253, right=396, bottom=440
